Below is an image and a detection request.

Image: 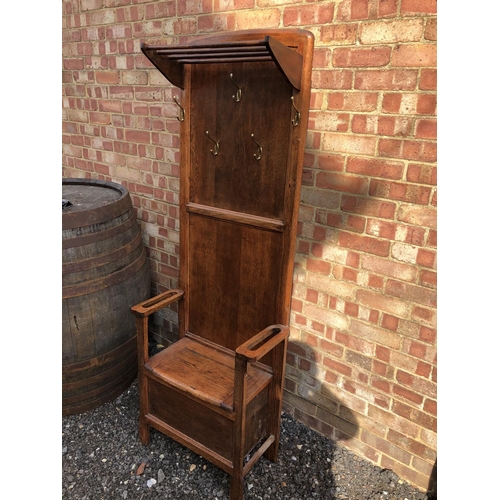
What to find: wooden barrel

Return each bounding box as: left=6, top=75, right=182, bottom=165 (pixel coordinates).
left=62, top=178, right=151, bottom=415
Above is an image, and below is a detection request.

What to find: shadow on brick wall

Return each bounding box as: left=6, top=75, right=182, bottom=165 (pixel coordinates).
left=426, top=459, right=437, bottom=499
left=284, top=340, right=360, bottom=444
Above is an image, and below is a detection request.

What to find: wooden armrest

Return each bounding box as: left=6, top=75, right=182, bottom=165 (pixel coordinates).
left=131, top=289, right=184, bottom=317
left=235, top=324, right=289, bottom=362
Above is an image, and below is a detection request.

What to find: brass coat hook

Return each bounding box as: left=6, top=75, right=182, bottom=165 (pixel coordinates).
left=206, top=131, right=219, bottom=156
left=229, top=73, right=242, bottom=103
left=174, top=96, right=185, bottom=122
left=291, top=96, right=300, bottom=127
left=251, top=134, right=262, bottom=161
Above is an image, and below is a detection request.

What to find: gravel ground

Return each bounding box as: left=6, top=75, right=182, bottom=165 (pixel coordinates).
left=62, top=378, right=436, bottom=500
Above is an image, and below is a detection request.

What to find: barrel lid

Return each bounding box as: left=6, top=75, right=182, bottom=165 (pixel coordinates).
left=62, top=179, right=132, bottom=230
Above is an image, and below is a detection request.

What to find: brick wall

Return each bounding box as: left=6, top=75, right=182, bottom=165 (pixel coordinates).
left=62, top=0, right=437, bottom=492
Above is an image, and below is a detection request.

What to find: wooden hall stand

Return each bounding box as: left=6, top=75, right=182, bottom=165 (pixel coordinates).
left=131, top=29, right=314, bottom=500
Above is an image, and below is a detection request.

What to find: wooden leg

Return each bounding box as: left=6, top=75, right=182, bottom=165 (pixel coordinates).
left=231, top=356, right=248, bottom=500
left=230, top=474, right=245, bottom=500
left=264, top=339, right=287, bottom=462
left=136, top=316, right=150, bottom=445
left=138, top=375, right=151, bottom=445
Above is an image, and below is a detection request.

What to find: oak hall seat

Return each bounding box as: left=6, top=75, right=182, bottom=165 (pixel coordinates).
left=131, top=29, right=314, bottom=500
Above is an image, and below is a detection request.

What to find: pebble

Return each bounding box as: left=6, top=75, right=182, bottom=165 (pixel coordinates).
left=158, top=468, right=165, bottom=483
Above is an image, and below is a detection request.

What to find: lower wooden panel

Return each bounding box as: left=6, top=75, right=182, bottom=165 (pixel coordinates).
left=187, top=214, right=282, bottom=353
left=147, top=376, right=271, bottom=465
left=148, top=378, right=235, bottom=461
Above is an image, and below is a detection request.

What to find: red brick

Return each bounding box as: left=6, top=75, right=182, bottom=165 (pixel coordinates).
left=319, top=339, right=344, bottom=358
left=351, top=114, right=370, bottom=134
left=311, top=111, right=349, bottom=132
left=401, top=0, right=437, bottom=14
left=392, top=400, right=436, bottom=432
left=350, top=0, right=369, bottom=19
left=313, top=225, right=327, bottom=241
left=393, top=44, right=436, bottom=67
left=368, top=275, right=384, bottom=288
left=109, top=86, right=134, bottom=100
left=378, top=0, right=398, bottom=17
left=415, top=118, right=437, bottom=139
left=427, top=229, right=437, bottom=247
left=382, top=314, right=399, bottom=331
left=382, top=93, right=402, bottom=113
left=407, top=163, right=437, bottom=185
left=351, top=318, right=401, bottom=350
left=394, top=384, right=424, bottom=405
left=306, top=258, right=331, bottom=275
left=357, top=288, right=408, bottom=317
left=377, top=116, right=412, bottom=137
left=415, top=361, right=432, bottom=378
left=333, top=47, right=391, bottom=67
left=124, top=129, right=151, bottom=143
left=317, top=154, right=345, bottom=171
left=417, top=248, right=436, bottom=268
left=345, top=350, right=372, bottom=371
left=347, top=157, right=404, bottom=179
left=354, top=69, right=418, bottom=90
left=385, top=279, right=437, bottom=308
left=177, top=0, right=211, bottom=15
left=402, top=140, right=437, bottom=162
left=417, top=94, right=437, bottom=115
left=338, top=232, right=390, bottom=257
left=316, top=171, right=368, bottom=194
left=408, top=340, right=427, bottom=359
left=419, top=69, right=437, bottom=90
left=306, top=289, right=319, bottom=303
left=283, top=3, right=334, bottom=25
left=398, top=204, right=437, bottom=229
left=341, top=195, right=396, bottom=219
left=312, top=48, right=332, bottom=69
left=345, top=251, right=359, bottom=268
left=339, top=331, right=375, bottom=357
left=328, top=92, right=378, bottom=112
left=312, top=69, right=353, bottom=89
left=423, top=398, right=437, bottom=416
left=64, top=58, right=85, bottom=70
left=323, top=357, right=352, bottom=376
left=320, top=23, right=358, bottom=44
left=343, top=267, right=358, bottom=283
left=419, top=326, right=436, bottom=343
left=322, top=133, right=377, bottom=155
left=311, top=242, right=323, bottom=258
left=98, top=100, right=122, bottom=113
left=366, top=219, right=397, bottom=240
left=375, top=345, right=391, bottom=363
left=372, top=377, right=391, bottom=393
left=411, top=305, right=436, bottom=326
left=369, top=179, right=432, bottom=205
left=420, top=270, right=436, bottom=288
left=387, top=429, right=435, bottom=461
left=425, top=18, right=437, bottom=41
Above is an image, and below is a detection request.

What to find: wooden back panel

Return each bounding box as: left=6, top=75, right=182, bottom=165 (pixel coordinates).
left=177, top=30, right=314, bottom=355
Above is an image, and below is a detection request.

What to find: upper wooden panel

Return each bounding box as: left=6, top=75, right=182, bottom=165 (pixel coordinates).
left=188, top=61, right=292, bottom=219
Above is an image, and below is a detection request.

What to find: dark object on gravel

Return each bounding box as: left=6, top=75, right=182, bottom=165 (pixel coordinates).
left=62, top=379, right=435, bottom=499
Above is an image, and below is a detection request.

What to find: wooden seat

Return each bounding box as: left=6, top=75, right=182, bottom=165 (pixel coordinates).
left=145, top=334, right=272, bottom=412
left=131, top=29, right=314, bottom=500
